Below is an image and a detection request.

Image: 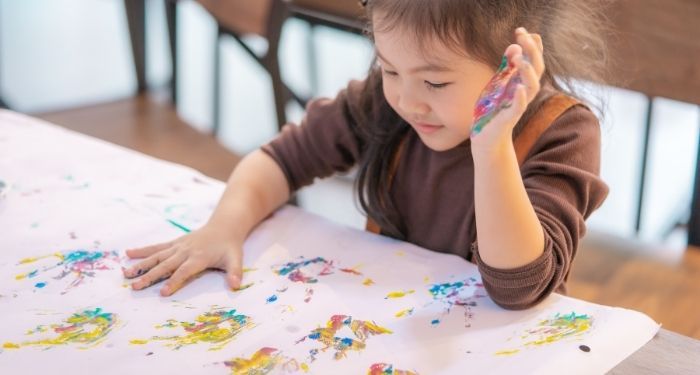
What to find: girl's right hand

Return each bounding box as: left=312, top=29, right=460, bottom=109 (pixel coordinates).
left=122, top=223, right=243, bottom=296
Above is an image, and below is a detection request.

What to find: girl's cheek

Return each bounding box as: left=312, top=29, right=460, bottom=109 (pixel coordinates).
left=382, top=84, right=399, bottom=111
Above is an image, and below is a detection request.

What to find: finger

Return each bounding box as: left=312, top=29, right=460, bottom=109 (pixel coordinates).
left=132, top=251, right=185, bottom=290
left=513, top=54, right=541, bottom=101
left=126, top=241, right=174, bottom=259
left=224, top=253, right=243, bottom=290
left=161, top=259, right=207, bottom=296
left=503, top=44, right=522, bottom=64
left=124, top=247, right=175, bottom=279
left=531, top=33, right=544, bottom=53
left=515, top=27, right=545, bottom=76
left=513, top=84, right=529, bottom=114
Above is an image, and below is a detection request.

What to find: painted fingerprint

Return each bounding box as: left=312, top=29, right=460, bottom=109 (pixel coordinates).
left=495, top=311, right=594, bottom=355
left=3, top=307, right=118, bottom=350
left=224, top=347, right=307, bottom=374
left=130, top=308, right=253, bottom=351
left=272, top=256, right=335, bottom=283
left=368, top=363, right=419, bottom=375
left=296, top=315, right=392, bottom=362
left=15, top=250, right=121, bottom=293
left=522, top=312, right=593, bottom=346
left=427, top=277, right=487, bottom=327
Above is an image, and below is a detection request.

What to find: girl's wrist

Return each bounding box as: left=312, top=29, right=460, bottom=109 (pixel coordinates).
left=206, top=214, right=247, bottom=246
left=471, top=137, right=515, bottom=165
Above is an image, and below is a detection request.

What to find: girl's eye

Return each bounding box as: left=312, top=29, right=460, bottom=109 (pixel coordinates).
left=425, top=81, right=450, bottom=90
left=382, top=69, right=398, bottom=77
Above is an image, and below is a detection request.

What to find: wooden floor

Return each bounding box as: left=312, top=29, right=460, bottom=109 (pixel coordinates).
left=37, top=94, right=700, bottom=340
left=38, top=93, right=240, bottom=182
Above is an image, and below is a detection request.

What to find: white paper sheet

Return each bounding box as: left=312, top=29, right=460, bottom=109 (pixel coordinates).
left=0, top=110, right=659, bottom=374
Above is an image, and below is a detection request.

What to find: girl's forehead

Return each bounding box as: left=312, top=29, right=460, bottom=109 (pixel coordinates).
left=373, top=27, right=466, bottom=68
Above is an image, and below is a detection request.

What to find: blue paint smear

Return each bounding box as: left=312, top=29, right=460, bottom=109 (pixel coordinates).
left=266, top=295, right=278, bottom=303
left=35, top=282, right=47, bottom=288
left=431, top=319, right=440, bottom=326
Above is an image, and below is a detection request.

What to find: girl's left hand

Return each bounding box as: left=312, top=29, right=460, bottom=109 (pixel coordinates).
left=470, top=27, right=545, bottom=157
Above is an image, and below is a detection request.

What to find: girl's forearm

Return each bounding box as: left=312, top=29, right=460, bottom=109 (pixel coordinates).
left=472, top=141, right=544, bottom=269
left=207, top=150, right=290, bottom=245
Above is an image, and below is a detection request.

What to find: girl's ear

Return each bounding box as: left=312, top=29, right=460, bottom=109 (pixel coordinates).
left=532, top=34, right=544, bottom=53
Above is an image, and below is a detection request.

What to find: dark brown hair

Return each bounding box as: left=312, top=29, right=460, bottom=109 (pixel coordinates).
left=354, top=0, right=611, bottom=239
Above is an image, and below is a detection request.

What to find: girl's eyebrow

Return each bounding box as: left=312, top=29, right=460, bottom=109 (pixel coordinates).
left=375, top=48, right=453, bottom=73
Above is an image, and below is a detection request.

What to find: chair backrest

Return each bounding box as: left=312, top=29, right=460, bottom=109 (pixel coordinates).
left=606, top=0, right=700, bottom=104
left=196, top=0, right=274, bottom=37
left=290, top=0, right=364, bottom=19
left=288, top=0, right=366, bottom=30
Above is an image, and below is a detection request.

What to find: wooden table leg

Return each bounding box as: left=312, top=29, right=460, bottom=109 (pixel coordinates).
left=165, top=0, right=178, bottom=106
left=124, top=0, right=147, bottom=93
left=688, top=113, right=700, bottom=247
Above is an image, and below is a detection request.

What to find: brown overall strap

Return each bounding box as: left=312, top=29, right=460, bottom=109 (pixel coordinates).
left=365, top=93, right=581, bottom=234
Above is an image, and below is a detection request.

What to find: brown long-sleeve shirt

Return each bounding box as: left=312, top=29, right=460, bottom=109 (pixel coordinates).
left=261, top=79, right=608, bottom=310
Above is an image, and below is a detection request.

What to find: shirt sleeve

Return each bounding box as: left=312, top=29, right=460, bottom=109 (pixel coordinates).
left=473, top=105, right=609, bottom=310
left=260, top=79, right=368, bottom=193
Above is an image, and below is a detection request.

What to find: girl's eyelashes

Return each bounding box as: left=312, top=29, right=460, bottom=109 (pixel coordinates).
left=425, top=81, right=451, bottom=90
left=381, top=68, right=398, bottom=77
left=381, top=68, right=451, bottom=90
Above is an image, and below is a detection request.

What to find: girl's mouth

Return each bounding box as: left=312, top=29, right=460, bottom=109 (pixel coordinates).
left=414, top=122, right=444, bottom=134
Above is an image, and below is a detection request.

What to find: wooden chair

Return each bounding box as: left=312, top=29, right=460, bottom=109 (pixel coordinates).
left=164, top=0, right=366, bottom=135
left=603, top=0, right=700, bottom=246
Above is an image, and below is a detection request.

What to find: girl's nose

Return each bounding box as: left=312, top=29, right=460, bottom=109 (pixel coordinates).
left=397, top=89, right=429, bottom=116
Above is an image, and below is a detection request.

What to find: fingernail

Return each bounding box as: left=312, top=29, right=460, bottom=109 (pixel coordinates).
left=231, top=275, right=241, bottom=288
left=516, top=27, right=527, bottom=34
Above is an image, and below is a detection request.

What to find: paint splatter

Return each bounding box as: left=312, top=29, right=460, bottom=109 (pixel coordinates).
left=224, top=347, right=306, bottom=374
left=272, top=256, right=335, bottom=284
left=231, top=282, right=254, bottom=292
left=15, top=250, right=121, bottom=294
left=267, top=295, right=278, bottom=304
left=3, top=308, right=118, bottom=349
left=521, top=312, right=593, bottom=347
left=394, top=308, right=414, bottom=318
left=579, top=344, right=591, bottom=352
left=339, top=266, right=363, bottom=276
left=495, top=349, right=520, bottom=356
left=495, top=312, right=593, bottom=355
left=427, top=277, right=487, bottom=327
left=166, top=219, right=191, bottom=233
left=471, top=55, right=522, bottom=136
left=368, top=363, right=420, bottom=375
left=131, top=308, right=253, bottom=351
left=304, top=288, right=314, bottom=303
left=385, top=290, right=415, bottom=299
left=34, top=282, right=46, bottom=288
left=430, top=319, right=440, bottom=326
left=363, top=278, right=375, bottom=286
left=296, top=315, right=392, bottom=361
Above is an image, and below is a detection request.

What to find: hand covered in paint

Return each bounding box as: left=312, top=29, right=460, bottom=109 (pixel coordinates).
left=123, top=222, right=244, bottom=296
left=470, top=27, right=545, bottom=156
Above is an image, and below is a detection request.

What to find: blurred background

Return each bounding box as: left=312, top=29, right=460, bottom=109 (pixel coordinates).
left=1, top=0, right=698, bottom=338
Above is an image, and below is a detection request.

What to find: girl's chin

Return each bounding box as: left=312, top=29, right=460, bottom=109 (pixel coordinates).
left=414, top=131, right=467, bottom=152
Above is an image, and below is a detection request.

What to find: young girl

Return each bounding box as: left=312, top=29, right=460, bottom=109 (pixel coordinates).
left=123, top=0, right=609, bottom=310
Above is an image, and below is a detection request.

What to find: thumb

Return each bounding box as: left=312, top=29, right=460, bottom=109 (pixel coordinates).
left=225, top=254, right=243, bottom=290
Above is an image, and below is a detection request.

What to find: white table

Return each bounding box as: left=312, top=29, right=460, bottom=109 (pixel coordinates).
left=0, top=110, right=679, bottom=374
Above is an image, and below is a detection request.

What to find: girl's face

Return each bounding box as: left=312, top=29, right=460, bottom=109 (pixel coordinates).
left=373, top=19, right=496, bottom=151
